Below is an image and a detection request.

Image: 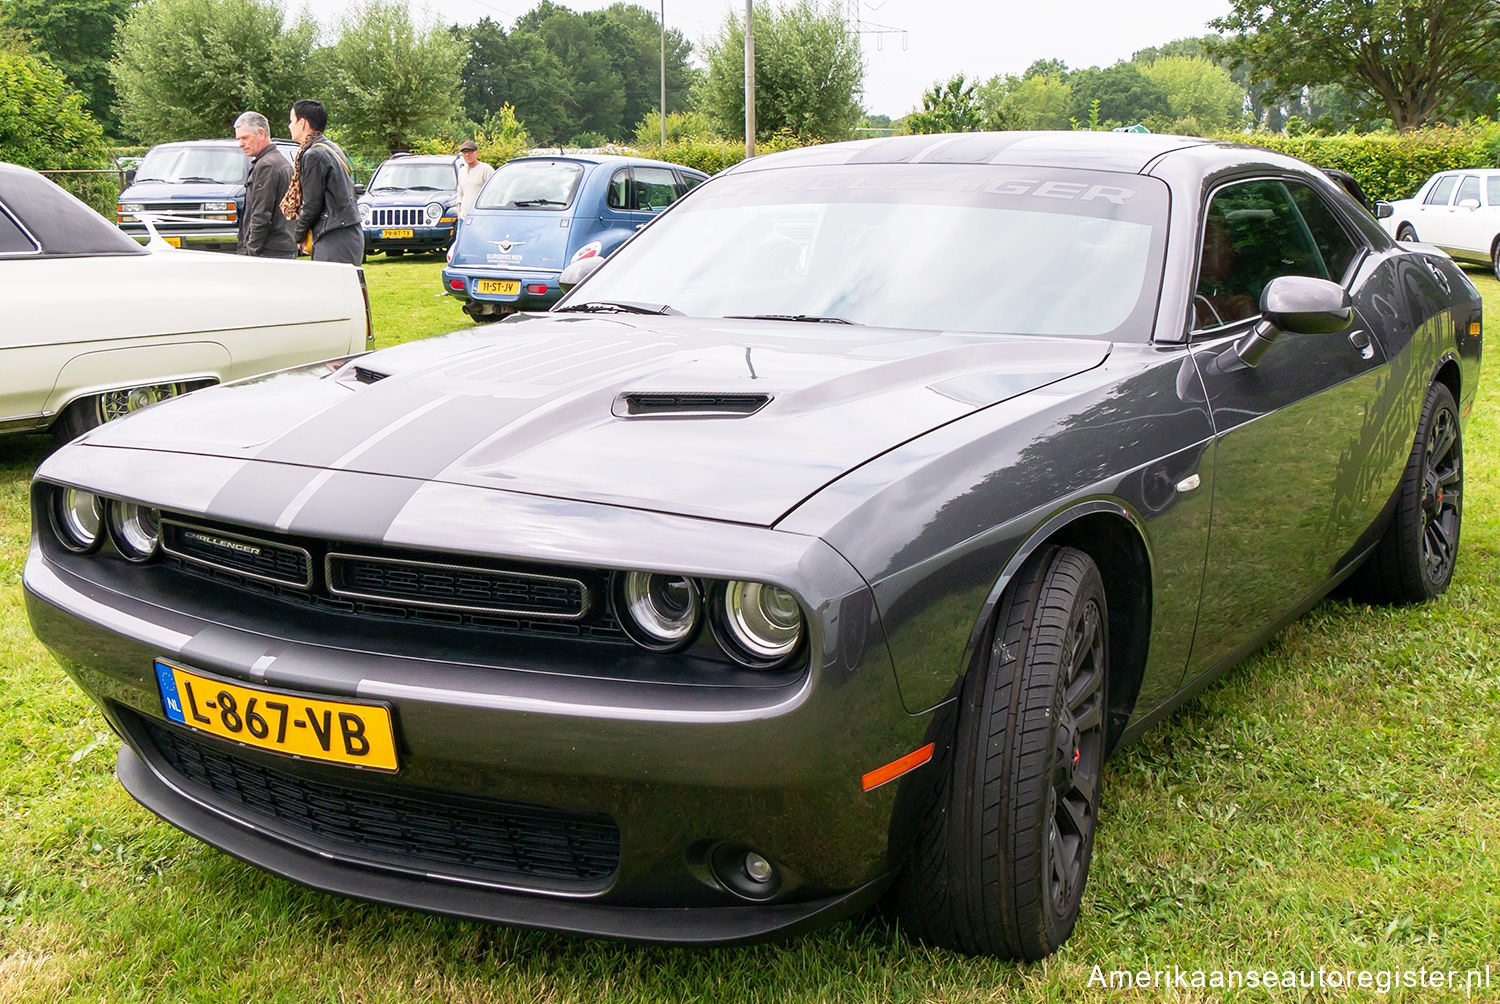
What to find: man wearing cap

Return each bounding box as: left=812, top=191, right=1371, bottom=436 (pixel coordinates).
left=456, top=140, right=494, bottom=220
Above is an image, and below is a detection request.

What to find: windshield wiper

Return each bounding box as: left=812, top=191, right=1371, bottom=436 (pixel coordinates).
left=132, top=177, right=170, bottom=184
left=407, top=185, right=443, bottom=191
left=725, top=313, right=853, bottom=324
left=370, top=185, right=405, bottom=192
left=555, top=300, right=680, bottom=316
left=512, top=198, right=566, bottom=207
left=177, top=176, right=220, bottom=183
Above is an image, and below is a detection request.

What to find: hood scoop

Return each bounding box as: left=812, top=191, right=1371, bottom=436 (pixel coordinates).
left=613, top=392, right=772, bottom=419
left=352, top=365, right=389, bottom=385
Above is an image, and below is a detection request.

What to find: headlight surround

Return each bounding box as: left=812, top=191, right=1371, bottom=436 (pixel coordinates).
left=424, top=202, right=443, bottom=223
left=52, top=487, right=104, bottom=553
left=201, top=201, right=232, bottom=212
left=107, top=501, right=161, bottom=562
left=713, top=580, right=805, bottom=668
left=118, top=202, right=144, bottom=215
left=358, top=202, right=372, bottom=224
left=616, top=571, right=701, bottom=651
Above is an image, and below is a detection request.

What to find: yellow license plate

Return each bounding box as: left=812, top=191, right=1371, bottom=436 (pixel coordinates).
left=162, top=236, right=181, bottom=247
left=475, top=279, right=520, bottom=295
left=155, top=659, right=398, bottom=771
left=381, top=228, right=414, bottom=239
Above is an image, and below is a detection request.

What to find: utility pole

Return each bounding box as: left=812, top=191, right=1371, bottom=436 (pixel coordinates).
left=744, top=0, right=755, bottom=158
left=659, top=1, right=667, bottom=145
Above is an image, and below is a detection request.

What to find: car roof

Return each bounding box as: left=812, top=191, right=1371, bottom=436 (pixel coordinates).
left=725, top=131, right=1217, bottom=176
left=0, top=162, right=148, bottom=257
left=377, top=154, right=458, bottom=166
left=147, top=139, right=249, bottom=149
left=505, top=153, right=708, bottom=176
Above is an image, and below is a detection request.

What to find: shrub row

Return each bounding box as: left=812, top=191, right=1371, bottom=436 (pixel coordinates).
left=1223, top=126, right=1500, bottom=202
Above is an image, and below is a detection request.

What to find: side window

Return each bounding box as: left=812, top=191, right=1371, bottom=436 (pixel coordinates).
left=1425, top=175, right=1458, bottom=206
left=1287, top=182, right=1361, bottom=282
left=1193, top=179, right=1329, bottom=331
left=1488, top=176, right=1500, bottom=206
left=606, top=169, right=629, bottom=210
left=632, top=167, right=679, bottom=213
left=1456, top=175, right=1481, bottom=205
left=0, top=204, right=39, bottom=255
left=681, top=173, right=704, bottom=193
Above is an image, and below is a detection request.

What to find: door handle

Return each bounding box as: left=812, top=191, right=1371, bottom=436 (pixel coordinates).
left=1348, top=328, right=1375, bottom=360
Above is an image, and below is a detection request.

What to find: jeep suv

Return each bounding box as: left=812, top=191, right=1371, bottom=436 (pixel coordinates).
left=116, top=138, right=301, bottom=252
left=358, top=154, right=460, bottom=256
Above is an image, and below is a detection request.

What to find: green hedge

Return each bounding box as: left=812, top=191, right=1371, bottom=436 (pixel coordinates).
left=1223, top=127, right=1500, bottom=202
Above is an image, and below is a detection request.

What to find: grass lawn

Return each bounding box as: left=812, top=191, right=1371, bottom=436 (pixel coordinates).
left=0, top=260, right=1496, bottom=1002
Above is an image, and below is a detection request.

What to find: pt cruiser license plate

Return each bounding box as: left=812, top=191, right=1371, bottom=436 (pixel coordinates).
left=475, top=279, right=520, bottom=295
left=380, top=228, right=413, bottom=239
left=154, top=659, right=398, bottom=771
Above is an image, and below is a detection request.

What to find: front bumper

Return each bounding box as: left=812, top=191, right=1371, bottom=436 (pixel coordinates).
left=363, top=224, right=455, bottom=253
left=121, top=226, right=238, bottom=252
left=23, top=468, right=936, bottom=942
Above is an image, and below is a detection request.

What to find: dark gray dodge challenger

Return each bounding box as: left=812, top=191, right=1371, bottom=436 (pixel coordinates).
left=25, top=133, right=1480, bottom=960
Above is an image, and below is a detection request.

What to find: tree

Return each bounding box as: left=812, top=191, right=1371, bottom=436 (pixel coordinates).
left=905, top=74, right=988, bottom=134
left=700, top=0, right=862, bottom=142
left=1067, top=62, right=1170, bottom=128
left=0, top=34, right=108, bottom=168
left=514, top=2, right=622, bottom=142
left=980, top=72, right=1072, bottom=130
left=1139, top=56, right=1244, bottom=132
left=324, top=1, right=465, bottom=156
left=0, top=0, right=129, bottom=136
left=589, top=3, right=696, bottom=139
left=1211, top=0, right=1500, bottom=131
left=111, top=0, right=317, bottom=144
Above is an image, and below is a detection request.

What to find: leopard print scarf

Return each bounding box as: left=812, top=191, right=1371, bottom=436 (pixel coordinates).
left=279, top=133, right=316, bottom=221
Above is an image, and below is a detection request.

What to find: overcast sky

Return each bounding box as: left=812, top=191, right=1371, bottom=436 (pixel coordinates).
left=297, top=0, right=1233, bottom=118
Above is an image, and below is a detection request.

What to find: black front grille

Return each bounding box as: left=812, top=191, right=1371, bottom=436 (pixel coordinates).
left=138, top=714, right=620, bottom=889
left=328, top=554, right=588, bottom=619
left=162, top=521, right=311, bottom=588
left=370, top=207, right=424, bottom=227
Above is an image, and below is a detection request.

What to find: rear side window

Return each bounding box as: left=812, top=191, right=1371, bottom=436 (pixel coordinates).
left=606, top=167, right=685, bottom=213
left=475, top=160, right=583, bottom=211
left=1425, top=176, right=1458, bottom=206
left=0, top=204, right=40, bottom=254
left=1488, top=176, right=1500, bottom=206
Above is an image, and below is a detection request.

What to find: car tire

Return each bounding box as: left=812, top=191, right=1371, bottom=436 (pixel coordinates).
left=1396, top=223, right=1417, bottom=242
left=1353, top=381, right=1462, bottom=604
left=386, top=248, right=405, bottom=257
left=893, top=545, right=1108, bottom=960
left=1491, top=241, right=1500, bottom=282
left=52, top=383, right=187, bottom=445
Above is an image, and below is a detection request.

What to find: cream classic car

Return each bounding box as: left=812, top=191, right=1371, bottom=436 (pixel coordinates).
left=1, top=162, right=372, bottom=440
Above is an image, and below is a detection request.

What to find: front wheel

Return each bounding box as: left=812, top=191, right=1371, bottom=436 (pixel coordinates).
left=1353, top=381, right=1462, bottom=603
left=1491, top=240, right=1500, bottom=282
left=893, top=545, right=1108, bottom=959
left=1396, top=223, right=1417, bottom=242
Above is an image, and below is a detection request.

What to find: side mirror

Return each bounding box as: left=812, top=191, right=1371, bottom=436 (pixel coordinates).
left=1374, top=201, right=1393, bottom=219
left=354, top=183, right=367, bottom=197
left=1458, top=198, right=1481, bottom=211
left=558, top=254, right=606, bottom=292
left=1215, top=276, right=1351, bottom=373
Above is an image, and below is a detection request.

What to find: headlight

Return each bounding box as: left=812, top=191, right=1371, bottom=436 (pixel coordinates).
left=570, top=240, right=602, bottom=263
left=52, top=487, right=104, bottom=552
left=617, top=571, right=701, bottom=651
left=424, top=202, right=443, bottom=223
left=714, top=580, right=804, bottom=667
left=202, top=201, right=232, bottom=212
left=358, top=203, right=372, bottom=223
left=107, top=501, right=161, bottom=562
left=118, top=202, right=144, bottom=214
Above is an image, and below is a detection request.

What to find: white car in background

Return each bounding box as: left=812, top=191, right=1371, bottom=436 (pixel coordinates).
left=0, top=162, right=372, bottom=442
left=1381, top=167, right=1500, bottom=278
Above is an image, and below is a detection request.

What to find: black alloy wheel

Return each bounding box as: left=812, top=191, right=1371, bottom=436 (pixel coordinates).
left=1355, top=381, right=1463, bottom=603
left=893, top=545, right=1108, bottom=960
left=1396, top=223, right=1417, bottom=242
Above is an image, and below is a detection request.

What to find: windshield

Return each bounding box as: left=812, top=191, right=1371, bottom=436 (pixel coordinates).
left=566, top=164, right=1169, bottom=339
left=475, top=160, right=583, bottom=210
left=134, top=146, right=247, bottom=184
left=369, top=161, right=457, bottom=192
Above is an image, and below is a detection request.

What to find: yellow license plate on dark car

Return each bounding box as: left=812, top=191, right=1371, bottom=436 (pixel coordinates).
left=381, top=228, right=414, bottom=239
left=154, top=659, right=398, bottom=771
left=163, top=236, right=181, bottom=247
left=475, top=279, right=520, bottom=295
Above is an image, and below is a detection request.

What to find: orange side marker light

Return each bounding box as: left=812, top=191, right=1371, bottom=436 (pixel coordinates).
left=861, top=743, right=935, bottom=792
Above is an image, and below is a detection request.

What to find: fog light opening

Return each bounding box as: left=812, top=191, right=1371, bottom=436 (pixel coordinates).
left=743, top=852, right=774, bottom=884
left=707, top=844, right=783, bottom=901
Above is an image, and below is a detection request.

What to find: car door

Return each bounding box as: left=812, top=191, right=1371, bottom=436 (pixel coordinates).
left=1445, top=174, right=1487, bottom=261
left=1185, top=176, right=1393, bottom=679
left=1412, top=173, right=1460, bottom=249
left=597, top=166, right=686, bottom=254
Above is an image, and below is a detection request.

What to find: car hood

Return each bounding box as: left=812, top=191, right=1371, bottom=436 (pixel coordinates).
left=361, top=190, right=457, bottom=207
left=83, top=314, right=1111, bottom=525
left=119, top=181, right=243, bottom=201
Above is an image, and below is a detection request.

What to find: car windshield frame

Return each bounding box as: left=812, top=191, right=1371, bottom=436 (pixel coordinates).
left=474, top=160, right=585, bottom=212
left=133, top=145, right=248, bottom=185
left=560, top=162, right=1170, bottom=341
left=369, top=161, right=458, bottom=193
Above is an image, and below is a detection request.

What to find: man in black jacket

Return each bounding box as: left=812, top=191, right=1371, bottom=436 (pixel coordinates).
left=281, top=99, right=363, bottom=264
left=232, top=111, right=296, bottom=258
